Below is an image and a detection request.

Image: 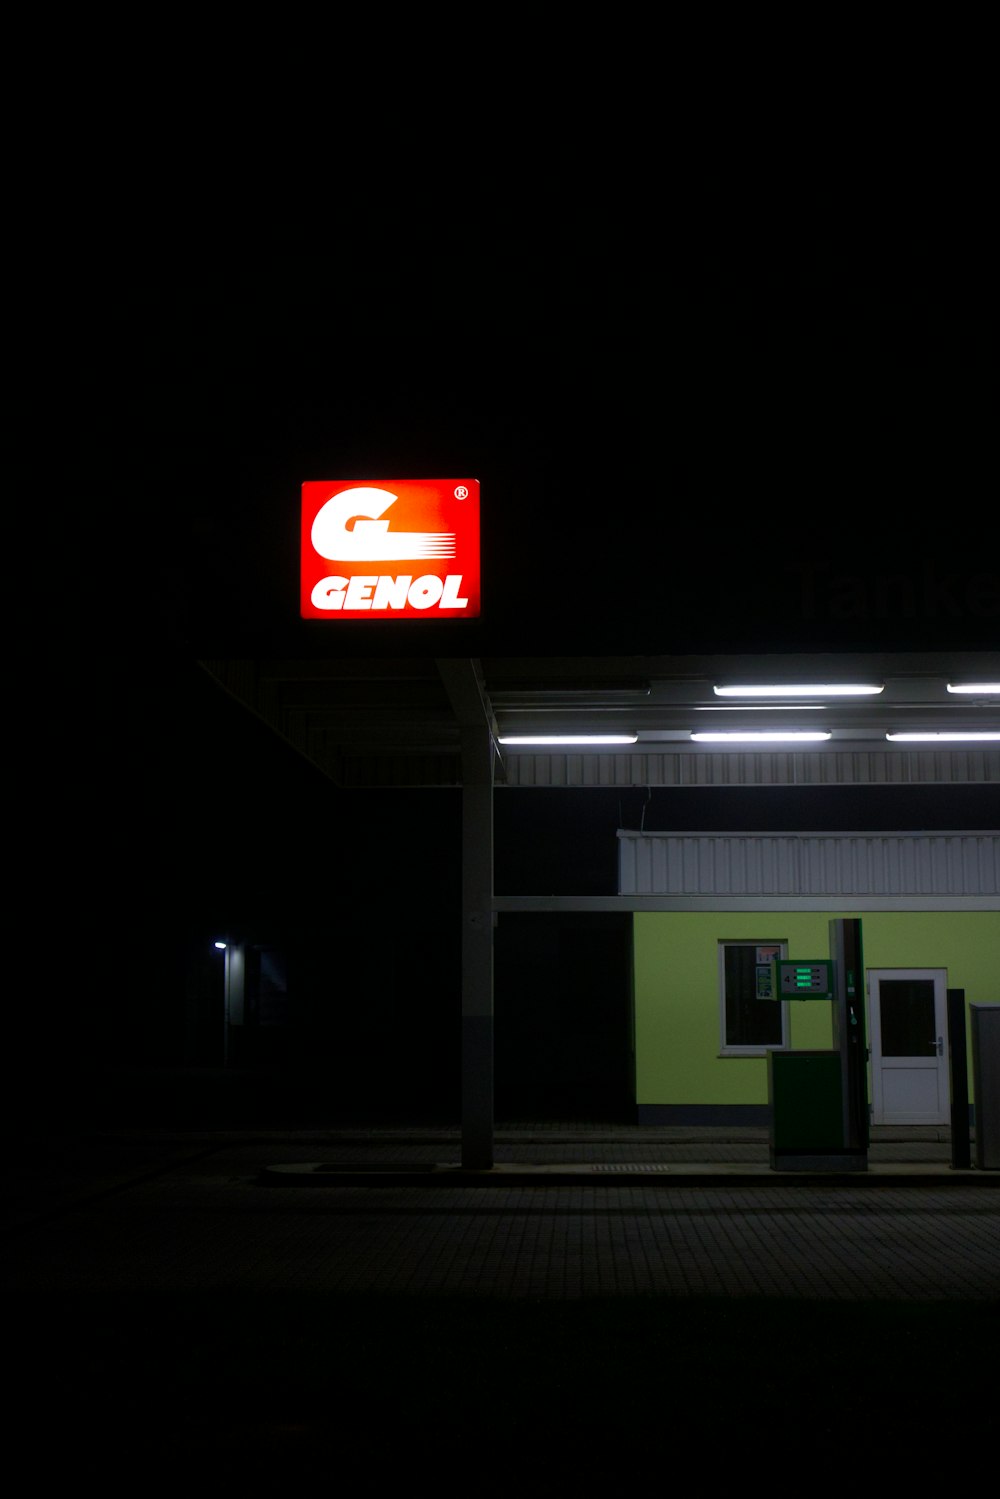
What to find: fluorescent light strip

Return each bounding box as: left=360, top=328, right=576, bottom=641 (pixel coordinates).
left=697, top=704, right=826, bottom=712
left=498, top=733, right=638, bottom=746
left=714, top=683, right=883, bottom=697
left=691, top=731, right=832, bottom=743
left=947, top=683, right=1000, bottom=694
left=886, top=731, right=1000, bottom=742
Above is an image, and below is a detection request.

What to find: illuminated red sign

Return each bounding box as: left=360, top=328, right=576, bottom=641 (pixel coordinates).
left=301, top=479, right=480, bottom=620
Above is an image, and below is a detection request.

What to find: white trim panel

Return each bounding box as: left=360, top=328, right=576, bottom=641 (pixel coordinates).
left=500, top=749, right=1000, bottom=786
left=618, top=831, right=999, bottom=898
left=493, top=895, right=999, bottom=912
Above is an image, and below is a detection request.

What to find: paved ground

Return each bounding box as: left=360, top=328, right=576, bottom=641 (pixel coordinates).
left=6, top=1121, right=998, bottom=1295
left=4, top=1121, right=997, bottom=1489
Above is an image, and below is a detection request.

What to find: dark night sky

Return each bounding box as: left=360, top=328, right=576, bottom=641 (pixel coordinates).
left=131, top=300, right=994, bottom=663
left=24, top=34, right=993, bottom=669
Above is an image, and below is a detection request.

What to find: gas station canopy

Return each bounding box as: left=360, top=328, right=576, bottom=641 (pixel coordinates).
left=197, top=651, right=1000, bottom=790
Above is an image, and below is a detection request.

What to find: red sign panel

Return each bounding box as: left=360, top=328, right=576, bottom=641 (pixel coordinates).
left=301, top=479, right=481, bottom=620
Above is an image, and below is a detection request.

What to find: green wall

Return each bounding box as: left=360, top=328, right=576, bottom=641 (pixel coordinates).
left=633, top=910, right=1000, bottom=1106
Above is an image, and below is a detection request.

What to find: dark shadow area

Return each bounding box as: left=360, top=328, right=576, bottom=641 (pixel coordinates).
left=495, top=913, right=634, bottom=1120
left=7, top=1289, right=997, bottom=1488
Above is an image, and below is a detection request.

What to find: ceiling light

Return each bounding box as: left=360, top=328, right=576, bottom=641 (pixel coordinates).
left=697, top=704, right=826, bottom=712
left=497, top=733, right=639, bottom=746
left=713, top=683, right=884, bottom=697
left=885, top=731, right=1000, bottom=742
left=947, top=682, right=1000, bottom=694
left=691, top=731, right=833, bottom=743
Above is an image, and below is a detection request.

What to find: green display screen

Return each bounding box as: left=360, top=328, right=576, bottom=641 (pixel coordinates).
left=771, top=959, right=835, bottom=1001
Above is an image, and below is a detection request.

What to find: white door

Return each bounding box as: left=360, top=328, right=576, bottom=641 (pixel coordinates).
left=867, top=969, right=949, bottom=1125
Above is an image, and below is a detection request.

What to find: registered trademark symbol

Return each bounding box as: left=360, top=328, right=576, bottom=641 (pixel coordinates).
left=454, top=486, right=468, bottom=500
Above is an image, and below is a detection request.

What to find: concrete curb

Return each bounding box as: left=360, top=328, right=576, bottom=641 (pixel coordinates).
left=257, top=1160, right=998, bottom=1187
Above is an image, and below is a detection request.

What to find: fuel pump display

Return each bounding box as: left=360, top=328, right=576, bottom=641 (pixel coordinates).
left=771, top=959, right=835, bottom=1000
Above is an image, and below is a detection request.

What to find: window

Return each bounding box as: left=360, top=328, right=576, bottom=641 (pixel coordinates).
left=719, top=940, right=788, bottom=1054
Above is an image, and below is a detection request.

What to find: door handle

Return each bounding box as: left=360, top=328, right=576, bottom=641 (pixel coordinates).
left=936, top=1036, right=944, bottom=1055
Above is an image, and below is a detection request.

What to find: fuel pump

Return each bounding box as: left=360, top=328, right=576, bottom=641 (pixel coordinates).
left=765, top=920, right=870, bottom=1171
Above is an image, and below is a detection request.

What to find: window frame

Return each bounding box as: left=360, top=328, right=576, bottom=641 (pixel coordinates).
left=718, top=939, right=789, bottom=1056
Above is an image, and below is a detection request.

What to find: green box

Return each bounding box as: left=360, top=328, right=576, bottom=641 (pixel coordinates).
left=768, top=1050, right=844, bottom=1151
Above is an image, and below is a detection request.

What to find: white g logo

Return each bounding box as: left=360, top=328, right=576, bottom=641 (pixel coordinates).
left=311, top=487, right=455, bottom=561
